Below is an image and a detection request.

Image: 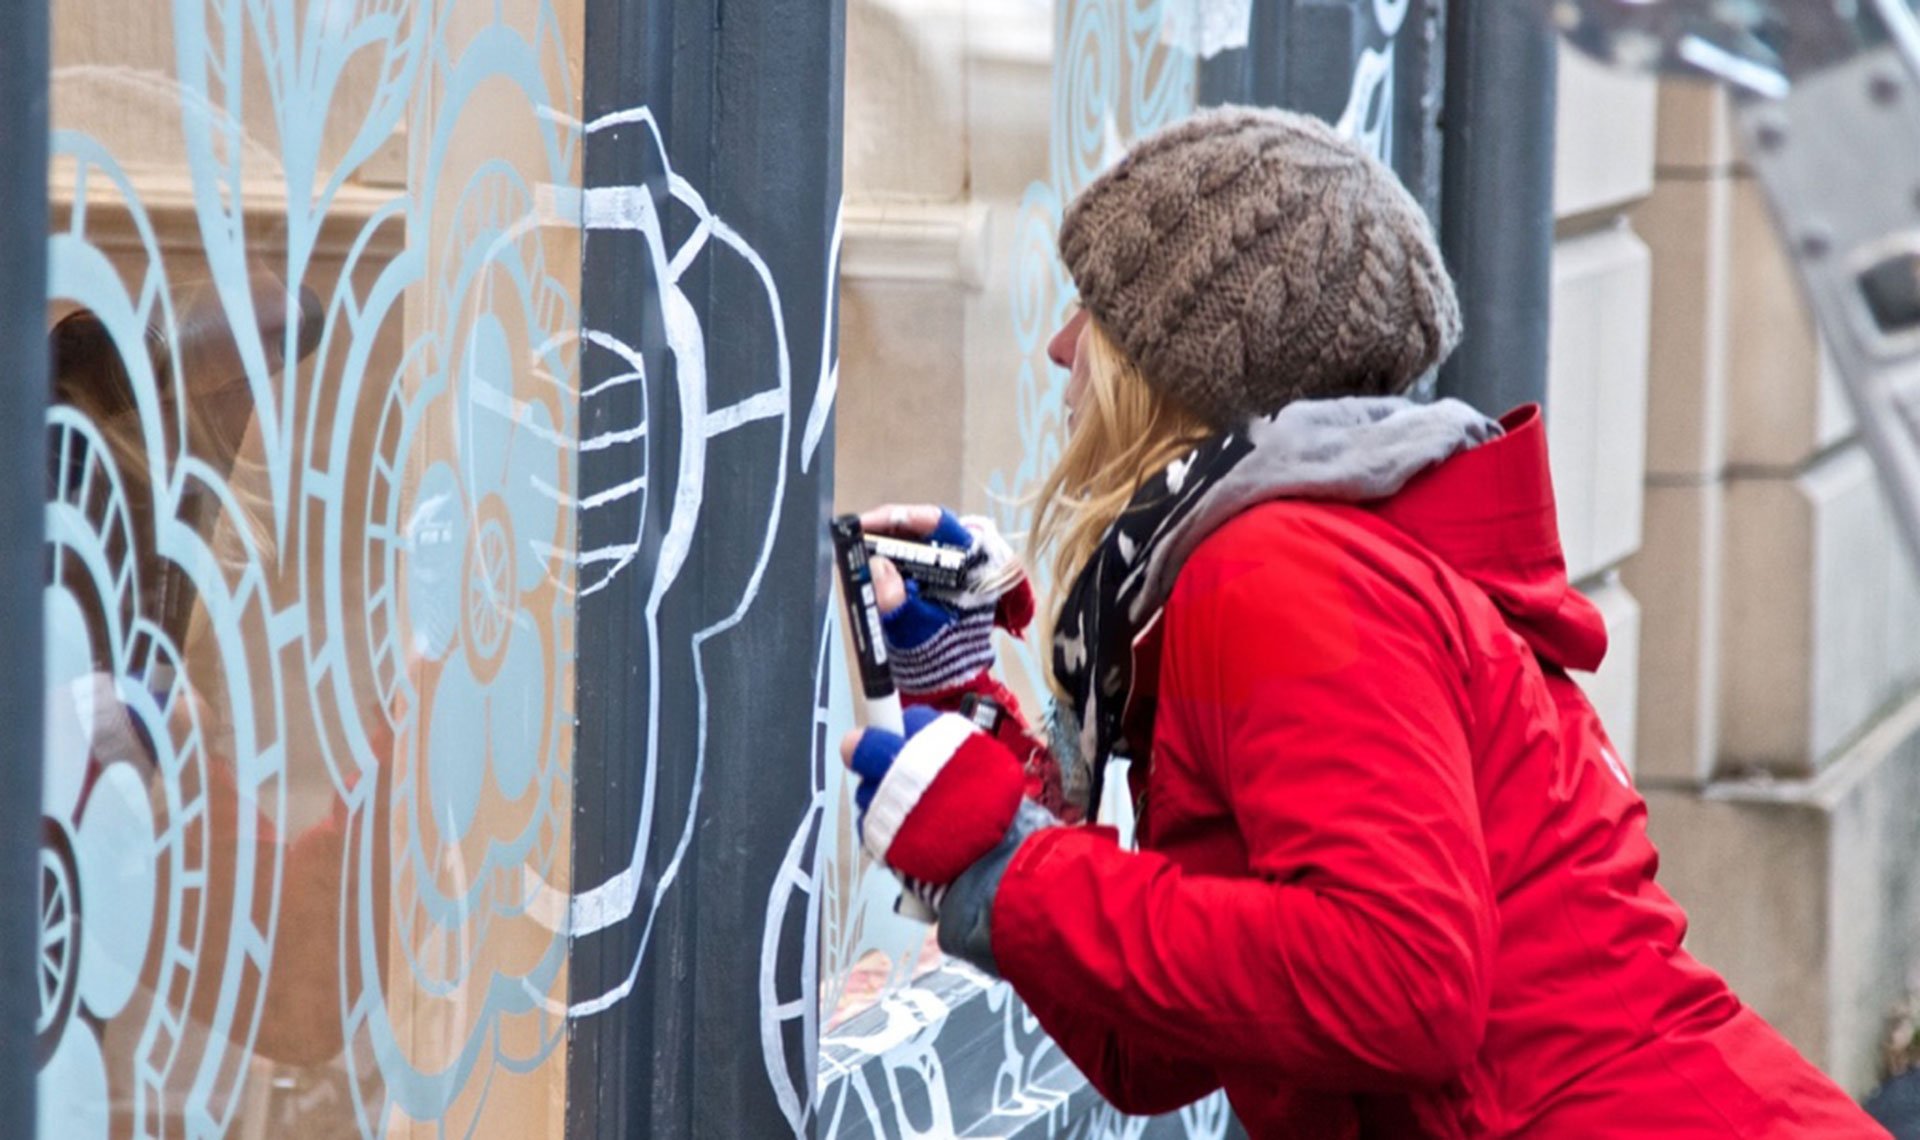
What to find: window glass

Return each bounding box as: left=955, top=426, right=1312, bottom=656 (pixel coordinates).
left=825, top=0, right=1422, bottom=1128
left=824, top=0, right=1223, bottom=1132
left=41, top=3, right=582, bottom=1135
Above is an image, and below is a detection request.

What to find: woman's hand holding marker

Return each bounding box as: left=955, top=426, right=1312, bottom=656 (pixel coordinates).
left=857, top=505, right=1019, bottom=697
left=839, top=705, right=1026, bottom=911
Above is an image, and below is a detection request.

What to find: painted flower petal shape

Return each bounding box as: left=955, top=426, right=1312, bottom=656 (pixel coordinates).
left=405, top=461, right=468, bottom=662
left=37, top=1024, right=109, bottom=1140
left=42, top=588, right=97, bottom=821
left=427, top=652, right=487, bottom=843
left=75, top=762, right=157, bottom=1021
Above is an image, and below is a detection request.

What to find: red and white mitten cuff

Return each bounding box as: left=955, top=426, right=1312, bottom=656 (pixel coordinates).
left=862, top=713, right=1025, bottom=885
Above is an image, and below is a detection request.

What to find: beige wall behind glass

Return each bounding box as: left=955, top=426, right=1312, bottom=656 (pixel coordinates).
left=45, top=3, right=582, bottom=1136
left=829, top=0, right=1195, bottom=1036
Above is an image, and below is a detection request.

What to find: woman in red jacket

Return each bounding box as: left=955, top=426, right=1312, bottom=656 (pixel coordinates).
left=840, top=106, right=1888, bottom=1138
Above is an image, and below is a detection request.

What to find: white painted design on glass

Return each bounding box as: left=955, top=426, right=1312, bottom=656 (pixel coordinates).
left=1159, top=0, right=1255, bottom=58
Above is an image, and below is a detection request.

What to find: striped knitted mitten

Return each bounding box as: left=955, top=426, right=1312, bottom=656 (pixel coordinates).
left=849, top=708, right=1026, bottom=908
left=880, top=510, right=1022, bottom=697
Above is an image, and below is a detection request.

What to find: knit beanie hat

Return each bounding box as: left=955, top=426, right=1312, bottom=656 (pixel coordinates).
left=1058, top=106, right=1461, bottom=428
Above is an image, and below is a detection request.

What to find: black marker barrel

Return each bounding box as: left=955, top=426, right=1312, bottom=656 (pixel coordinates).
left=830, top=515, right=904, bottom=732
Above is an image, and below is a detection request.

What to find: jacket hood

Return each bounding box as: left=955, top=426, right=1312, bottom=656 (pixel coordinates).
left=1143, top=400, right=1605, bottom=673
left=1370, top=404, right=1607, bottom=671
left=1137, top=397, right=1504, bottom=620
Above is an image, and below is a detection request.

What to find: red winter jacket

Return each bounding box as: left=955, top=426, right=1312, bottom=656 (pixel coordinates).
left=987, top=406, right=1886, bottom=1138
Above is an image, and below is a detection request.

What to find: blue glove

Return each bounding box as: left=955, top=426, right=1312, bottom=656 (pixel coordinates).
left=881, top=510, right=1009, bottom=695
left=847, top=703, right=945, bottom=831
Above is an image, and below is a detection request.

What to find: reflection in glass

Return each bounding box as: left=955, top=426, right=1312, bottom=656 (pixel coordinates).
left=42, top=3, right=581, bottom=1136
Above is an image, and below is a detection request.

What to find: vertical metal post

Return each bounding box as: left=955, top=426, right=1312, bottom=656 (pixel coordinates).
left=0, top=0, right=48, bottom=1132
left=568, top=0, right=844, bottom=1135
left=1437, top=0, right=1558, bottom=414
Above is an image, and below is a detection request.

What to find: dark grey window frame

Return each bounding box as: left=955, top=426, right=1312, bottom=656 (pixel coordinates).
left=0, top=0, right=50, bottom=1132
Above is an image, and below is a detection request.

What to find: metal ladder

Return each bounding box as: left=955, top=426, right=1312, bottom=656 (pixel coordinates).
left=1559, top=0, right=1920, bottom=571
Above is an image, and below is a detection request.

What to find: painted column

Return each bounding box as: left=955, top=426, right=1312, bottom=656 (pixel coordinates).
left=565, top=0, right=846, bottom=1136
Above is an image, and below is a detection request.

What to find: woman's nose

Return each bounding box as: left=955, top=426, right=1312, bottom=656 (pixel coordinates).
left=1048, top=308, right=1088, bottom=369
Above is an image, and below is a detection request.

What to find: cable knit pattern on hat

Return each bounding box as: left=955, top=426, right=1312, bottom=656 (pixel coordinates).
left=1059, top=106, right=1461, bottom=427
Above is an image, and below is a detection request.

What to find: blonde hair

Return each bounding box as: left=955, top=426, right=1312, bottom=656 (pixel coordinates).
left=1029, top=318, right=1211, bottom=698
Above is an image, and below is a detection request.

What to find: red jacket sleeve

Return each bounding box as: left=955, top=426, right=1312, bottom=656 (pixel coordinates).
left=1011, top=879, right=1225, bottom=1114
left=991, top=506, right=1497, bottom=1093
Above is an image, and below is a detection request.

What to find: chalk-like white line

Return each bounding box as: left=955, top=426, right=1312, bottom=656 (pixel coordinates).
left=579, top=421, right=647, bottom=452
left=704, top=389, right=786, bottom=436
left=552, top=541, right=640, bottom=567
left=582, top=185, right=650, bottom=232
left=584, top=105, right=655, bottom=135
left=574, top=473, right=648, bottom=511
left=800, top=205, right=844, bottom=475
left=669, top=219, right=715, bottom=281
left=527, top=473, right=646, bottom=511
left=583, top=369, right=644, bottom=398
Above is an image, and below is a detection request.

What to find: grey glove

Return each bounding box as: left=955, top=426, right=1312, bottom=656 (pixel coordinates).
left=935, top=799, right=1059, bottom=976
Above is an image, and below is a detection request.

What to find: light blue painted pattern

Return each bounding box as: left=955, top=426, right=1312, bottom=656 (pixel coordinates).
left=41, top=3, right=581, bottom=1134
left=988, top=0, right=1201, bottom=703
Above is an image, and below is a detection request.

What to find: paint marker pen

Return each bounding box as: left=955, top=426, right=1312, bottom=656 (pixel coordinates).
left=831, top=514, right=904, bottom=734
left=830, top=515, right=936, bottom=922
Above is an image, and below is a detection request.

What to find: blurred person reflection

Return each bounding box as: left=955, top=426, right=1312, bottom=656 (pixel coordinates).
left=44, top=273, right=392, bottom=1079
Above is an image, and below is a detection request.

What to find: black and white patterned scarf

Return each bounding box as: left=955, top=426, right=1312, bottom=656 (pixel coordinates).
left=1048, top=396, right=1503, bottom=815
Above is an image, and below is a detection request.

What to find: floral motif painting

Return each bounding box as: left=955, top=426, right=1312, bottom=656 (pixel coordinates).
left=41, top=3, right=581, bottom=1134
